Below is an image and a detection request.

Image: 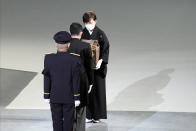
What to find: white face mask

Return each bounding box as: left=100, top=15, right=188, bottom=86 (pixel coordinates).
left=85, top=24, right=95, bottom=31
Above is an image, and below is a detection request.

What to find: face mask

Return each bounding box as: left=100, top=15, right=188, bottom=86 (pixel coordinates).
left=85, top=24, right=95, bottom=31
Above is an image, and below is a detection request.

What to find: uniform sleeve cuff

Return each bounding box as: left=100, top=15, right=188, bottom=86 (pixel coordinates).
left=44, top=92, right=50, bottom=99
left=74, top=94, right=80, bottom=100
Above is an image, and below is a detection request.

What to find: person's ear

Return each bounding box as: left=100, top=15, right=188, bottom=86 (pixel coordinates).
left=79, top=32, right=83, bottom=39
left=54, top=42, right=57, bottom=47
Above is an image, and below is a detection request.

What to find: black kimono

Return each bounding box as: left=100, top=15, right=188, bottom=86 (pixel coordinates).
left=82, top=26, right=110, bottom=119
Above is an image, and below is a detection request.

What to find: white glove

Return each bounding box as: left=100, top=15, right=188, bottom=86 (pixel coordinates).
left=44, top=99, right=50, bottom=103
left=95, top=59, right=103, bottom=70
left=88, top=85, right=93, bottom=94
left=75, top=100, right=80, bottom=107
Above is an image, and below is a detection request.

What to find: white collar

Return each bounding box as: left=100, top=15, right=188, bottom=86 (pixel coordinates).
left=86, top=28, right=93, bottom=35
left=89, top=30, right=93, bottom=35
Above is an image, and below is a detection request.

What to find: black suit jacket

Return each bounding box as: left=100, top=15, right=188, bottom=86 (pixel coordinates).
left=68, top=38, right=93, bottom=106
left=42, top=51, right=80, bottom=104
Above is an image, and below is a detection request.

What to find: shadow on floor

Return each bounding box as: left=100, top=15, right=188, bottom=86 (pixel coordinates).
left=0, top=68, right=37, bottom=108
left=109, top=68, right=175, bottom=111
left=87, top=122, right=108, bottom=131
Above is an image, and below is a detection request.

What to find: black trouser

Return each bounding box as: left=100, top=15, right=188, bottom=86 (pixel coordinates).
left=73, top=106, right=86, bottom=131
left=50, top=103, right=74, bottom=131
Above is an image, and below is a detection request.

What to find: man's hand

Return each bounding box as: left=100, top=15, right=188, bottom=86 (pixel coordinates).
left=44, top=99, right=50, bottom=103
left=88, top=85, right=93, bottom=94
left=95, top=59, right=103, bottom=70
left=75, top=100, right=80, bottom=107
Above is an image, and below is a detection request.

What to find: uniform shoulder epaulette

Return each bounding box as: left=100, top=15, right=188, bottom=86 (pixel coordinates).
left=69, top=52, right=80, bottom=57
left=45, top=53, right=55, bottom=55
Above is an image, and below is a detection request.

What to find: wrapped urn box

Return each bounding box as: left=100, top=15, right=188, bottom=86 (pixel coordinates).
left=82, top=39, right=100, bottom=68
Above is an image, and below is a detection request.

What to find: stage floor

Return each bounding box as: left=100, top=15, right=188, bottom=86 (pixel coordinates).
left=1, top=109, right=196, bottom=131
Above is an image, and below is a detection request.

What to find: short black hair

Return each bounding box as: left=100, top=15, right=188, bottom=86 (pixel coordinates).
left=83, top=11, right=97, bottom=23
left=69, top=22, right=83, bottom=35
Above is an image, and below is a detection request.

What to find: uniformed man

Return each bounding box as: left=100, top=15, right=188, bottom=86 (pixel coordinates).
left=68, top=22, right=93, bottom=131
left=42, top=31, right=81, bottom=131
left=81, top=11, right=110, bottom=123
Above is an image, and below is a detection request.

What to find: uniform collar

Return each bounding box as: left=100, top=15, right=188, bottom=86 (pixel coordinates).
left=71, top=38, right=80, bottom=41
left=57, top=51, right=67, bottom=54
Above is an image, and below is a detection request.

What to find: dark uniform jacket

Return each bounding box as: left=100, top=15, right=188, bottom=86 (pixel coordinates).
left=68, top=38, right=93, bottom=107
left=42, top=51, right=80, bottom=104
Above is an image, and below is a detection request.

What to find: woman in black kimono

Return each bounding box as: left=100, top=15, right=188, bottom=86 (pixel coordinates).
left=81, top=11, right=110, bottom=123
